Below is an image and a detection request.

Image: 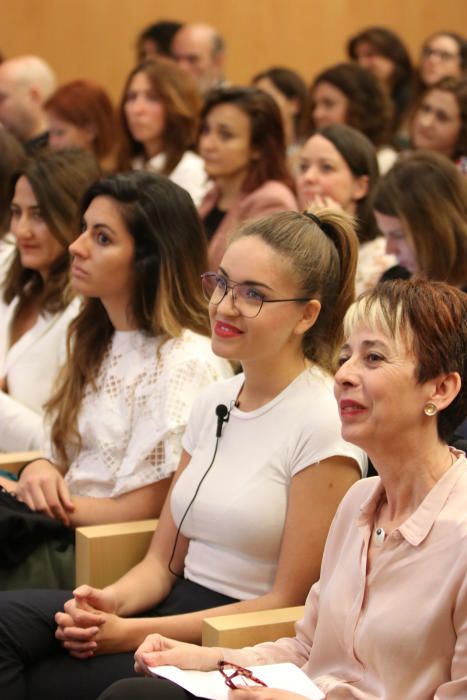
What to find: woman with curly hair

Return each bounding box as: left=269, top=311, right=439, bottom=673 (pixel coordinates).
left=309, top=62, right=396, bottom=174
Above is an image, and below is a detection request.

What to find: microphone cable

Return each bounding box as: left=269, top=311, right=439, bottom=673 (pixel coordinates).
left=167, top=404, right=229, bottom=577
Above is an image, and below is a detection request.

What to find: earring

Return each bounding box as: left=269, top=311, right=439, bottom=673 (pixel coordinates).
left=424, top=402, right=438, bottom=416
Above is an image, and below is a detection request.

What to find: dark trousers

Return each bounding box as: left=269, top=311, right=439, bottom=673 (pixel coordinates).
left=99, top=678, right=202, bottom=700
left=0, top=580, right=237, bottom=700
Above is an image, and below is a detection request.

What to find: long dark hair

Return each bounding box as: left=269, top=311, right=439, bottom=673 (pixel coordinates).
left=46, top=171, right=210, bottom=467
left=200, top=86, right=294, bottom=193
left=3, top=148, right=100, bottom=313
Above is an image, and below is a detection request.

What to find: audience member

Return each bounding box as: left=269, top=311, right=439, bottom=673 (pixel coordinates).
left=374, top=150, right=467, bottom=289
left=309, top=62, right=396, bottom=173
left=410, top=76, right=467, bottom=167
left=198, top=87, right=297, bottom=269
left=136, top=20, right=182, bottom=62
left=347, top=26, right=414, bottom=138
left=0, top=149, right=100, bottom=453
left=105, top=278, right=467, bottom=700
left=0, top=208, right=367, bottom=699
left=0, top=129, right=26, bottom=277
left=417, top=31, right=467, bottom=89
left=117, top=58, right=207, bottom=206
left=296, top=124, right=395, bottom=294
left=0, top=55, right=56, bottom=153
left=251, top=66, right=309, bottom=170
left=171, top=23, right=226, bottom=95
left=0, top=171, right=231, bottom=588
left=45, top=80, right=117, bottom=171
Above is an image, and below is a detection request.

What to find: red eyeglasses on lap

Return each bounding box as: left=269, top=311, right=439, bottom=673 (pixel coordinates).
left=218, top=660, right=268, bottom=689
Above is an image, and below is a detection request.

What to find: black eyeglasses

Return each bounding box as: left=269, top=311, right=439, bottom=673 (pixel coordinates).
left=421, top=46, right=459, bottom=62
left=201, top=272, right=310, bottom=319
left=218, top=660, right=268, bottom=689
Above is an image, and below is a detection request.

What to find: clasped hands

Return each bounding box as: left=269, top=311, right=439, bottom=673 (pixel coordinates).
left=55, top=585, right=127, bottom=658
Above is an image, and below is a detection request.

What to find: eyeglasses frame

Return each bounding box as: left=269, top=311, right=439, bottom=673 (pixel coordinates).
left=201, top=272, right=310, bottom=319
left=217, top=659, right=268, bottom=689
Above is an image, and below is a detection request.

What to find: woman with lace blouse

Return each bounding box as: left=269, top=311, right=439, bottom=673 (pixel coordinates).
left=0, top=171, right=231, bottom=588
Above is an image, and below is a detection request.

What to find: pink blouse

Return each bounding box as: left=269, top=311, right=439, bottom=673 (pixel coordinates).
left=225, top=453, right=467, bottom=699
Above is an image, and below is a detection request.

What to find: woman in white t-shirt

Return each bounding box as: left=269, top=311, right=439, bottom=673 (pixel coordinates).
left=0, top=208, right=366, bottom=699
left=117, top=57, right=208, bottom=206
left=0, top=171, right=230, bottom=587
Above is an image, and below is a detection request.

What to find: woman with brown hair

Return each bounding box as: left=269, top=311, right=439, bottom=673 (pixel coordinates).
left=347, top=26, right=414, bottom=137
left=198, top=86, right=298, bottom=269
left=309, top=62, right=396, bottom=174
left=410, top=75, right=467, bottom=169
left=45, top=80, right=117, bottom=171
left=0, top=170, right=231, bottom=588
left=0, top=148, right=100, bottom=452
left=117, top=58, right=207, bottom=206
left=374, top=150, right=467, bottom=288
left=296, top=124, right=395, bottom=294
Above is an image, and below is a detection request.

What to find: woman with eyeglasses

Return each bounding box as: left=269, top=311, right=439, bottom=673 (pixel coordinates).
left=0, top=210, right=366, bottom=699
left=417, top=31, right=466, bottom=91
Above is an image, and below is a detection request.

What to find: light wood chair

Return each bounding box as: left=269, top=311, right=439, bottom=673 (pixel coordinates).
left=202, top=605, right=304, bottom=648
left=75, top=519, right=158, bottom=587
left=0, top=450, right=43, bottom=474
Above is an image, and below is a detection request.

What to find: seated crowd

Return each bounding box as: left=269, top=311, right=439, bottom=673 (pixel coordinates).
left=0, top=16, right=465, bottom=700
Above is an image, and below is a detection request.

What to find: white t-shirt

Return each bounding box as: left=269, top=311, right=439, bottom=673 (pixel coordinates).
left=171, top=367, right=367, bottom=600
left=59, top=329, right=231, bottom=498
left=132, top=151, right=209, bottom=207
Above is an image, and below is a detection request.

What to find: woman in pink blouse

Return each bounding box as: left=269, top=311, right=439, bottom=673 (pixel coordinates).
left=102, top=277, right=467, bottom=700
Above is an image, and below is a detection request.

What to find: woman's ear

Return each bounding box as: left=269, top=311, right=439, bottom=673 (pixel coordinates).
left=352, top=174, right=369, bottom=202
left=294, top=299, right=321, bottom=335
left=427, top=371, right=462, bottom=412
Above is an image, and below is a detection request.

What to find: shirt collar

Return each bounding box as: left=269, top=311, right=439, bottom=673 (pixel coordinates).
left=358, top=452, right=467, bottom=546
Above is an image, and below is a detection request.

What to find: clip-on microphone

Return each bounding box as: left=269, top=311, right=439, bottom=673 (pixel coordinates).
left=215, top=404, right=229, bottom=438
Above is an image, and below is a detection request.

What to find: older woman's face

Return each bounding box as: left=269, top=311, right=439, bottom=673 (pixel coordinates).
left=334, top=324, right=433, bottom=451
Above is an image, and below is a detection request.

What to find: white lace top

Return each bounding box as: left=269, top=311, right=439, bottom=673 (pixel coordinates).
left=55, top=329, right=231, bottom=498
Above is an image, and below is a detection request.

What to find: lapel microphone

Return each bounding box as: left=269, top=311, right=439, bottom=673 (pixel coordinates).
left=215, top=404, right=229, bottom=438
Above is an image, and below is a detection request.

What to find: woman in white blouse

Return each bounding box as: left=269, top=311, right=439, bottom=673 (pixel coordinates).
left=116, top=57, right=208, bottom=207
left=0, top=171, right=230, bottom=587
left=0, top=148, right=100, bottom=452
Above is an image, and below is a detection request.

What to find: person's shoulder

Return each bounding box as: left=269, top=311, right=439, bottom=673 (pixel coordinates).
left=176, top=150, right=205, bottom=169
left=242, top=180, right=297, bottom=207
left=336, top=476, right=380, bottom=518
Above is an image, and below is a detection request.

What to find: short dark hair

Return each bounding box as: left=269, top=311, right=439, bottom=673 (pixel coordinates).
left=345, top=278, right=467, bottom=441
left=137, top=20, right=182, bottom=58
left=200, top=86, right=293, bottom=193
left=310, top=62, right=392, bottom=146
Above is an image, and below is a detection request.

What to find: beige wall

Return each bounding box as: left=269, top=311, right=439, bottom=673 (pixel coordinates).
left=1, top=0, right=465, bottom=102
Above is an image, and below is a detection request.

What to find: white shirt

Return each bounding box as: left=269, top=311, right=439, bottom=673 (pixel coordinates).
left=0, top=296, right=81, bottom=451
left=61, top=329, right=231, bottom=498
left=171, top=367, right=367, bottom=600
left=132, top=151, right=209, bottom=207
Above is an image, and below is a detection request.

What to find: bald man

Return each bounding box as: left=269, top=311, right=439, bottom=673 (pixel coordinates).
left=171, top=23, right=227, bottom=94
left=0, top=55, right=56, bottom=153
